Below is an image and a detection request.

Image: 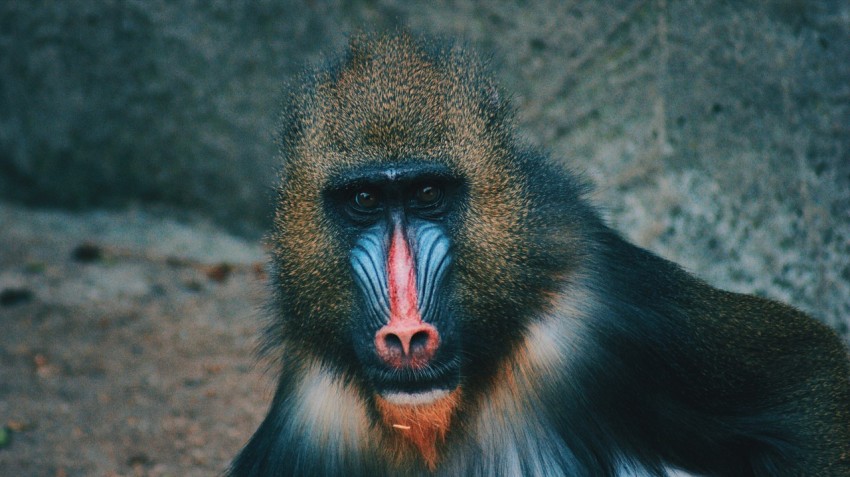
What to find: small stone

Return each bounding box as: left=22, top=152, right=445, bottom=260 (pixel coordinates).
left=252, top=262, right=267, bottom=280
left=127, top=453, right=151, bottom=467
left=71, top=242, right=103, bottom=263
left=205, top=263, right=233, bottom=283
left=0, top=287, right=33, bottom=307
left=34, top=354, right=60, bottom=378
left=6, top=420, right=31, bottom=432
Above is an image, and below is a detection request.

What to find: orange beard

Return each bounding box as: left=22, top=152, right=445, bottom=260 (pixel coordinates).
left=374, top=388, right=462, bottom=470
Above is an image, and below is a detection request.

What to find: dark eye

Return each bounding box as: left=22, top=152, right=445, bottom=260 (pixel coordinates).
left=353, top=190, right=379, bottom=210
left=414, top=185, right=442, bottom=206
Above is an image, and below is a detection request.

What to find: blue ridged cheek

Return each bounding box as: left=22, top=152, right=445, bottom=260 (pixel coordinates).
left=350, top=226, right=391, bottom=329
left=413, top=223, right=452, bottom=322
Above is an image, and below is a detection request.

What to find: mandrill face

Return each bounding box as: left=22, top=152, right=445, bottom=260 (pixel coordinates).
left=324, top=161, right=466, bottom=400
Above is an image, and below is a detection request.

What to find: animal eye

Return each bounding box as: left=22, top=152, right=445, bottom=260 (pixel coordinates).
left=353, top=190, right=379, bottom=210
left=414, top=185, right=442, bottom=206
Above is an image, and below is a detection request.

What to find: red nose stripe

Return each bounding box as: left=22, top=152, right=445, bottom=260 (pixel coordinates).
left=387, top=228, right=421, bottom=327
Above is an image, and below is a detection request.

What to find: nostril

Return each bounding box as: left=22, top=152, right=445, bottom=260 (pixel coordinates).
left=384, top=333, right=404, bottom=354
left=410, top=330, right=430, bottom=352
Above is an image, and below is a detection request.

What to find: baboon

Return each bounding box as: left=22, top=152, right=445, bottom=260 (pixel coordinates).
left=229, top=33, right=850, bottom=476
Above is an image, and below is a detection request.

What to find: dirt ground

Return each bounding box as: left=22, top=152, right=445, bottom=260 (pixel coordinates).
left=0, top=202, right=274, bottom=476
left=1, top=194, right=847, bottom=477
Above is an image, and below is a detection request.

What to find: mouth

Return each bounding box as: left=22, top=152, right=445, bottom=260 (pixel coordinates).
left=366, top=359, right=460, bottom=399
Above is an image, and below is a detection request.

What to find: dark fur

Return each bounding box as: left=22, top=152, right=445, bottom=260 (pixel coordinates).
left=230, top=33, right=850, bottom=477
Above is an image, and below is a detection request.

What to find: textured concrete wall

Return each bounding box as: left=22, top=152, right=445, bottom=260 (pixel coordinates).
left=1, top=1, right=848, bottom=333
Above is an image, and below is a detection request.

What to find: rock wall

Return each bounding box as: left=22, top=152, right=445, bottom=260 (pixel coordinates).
left=1, top=1, right=848, bottom=333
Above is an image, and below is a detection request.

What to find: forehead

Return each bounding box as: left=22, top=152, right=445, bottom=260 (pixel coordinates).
left=298, top=41, right=489, bottom=160
left=280, top=35, right=507, bottom=205
left=318, top=58, right=453, bottom=151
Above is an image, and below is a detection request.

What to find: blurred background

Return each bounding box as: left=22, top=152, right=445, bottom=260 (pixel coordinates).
left=1, top=1, right=848, bottom=475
